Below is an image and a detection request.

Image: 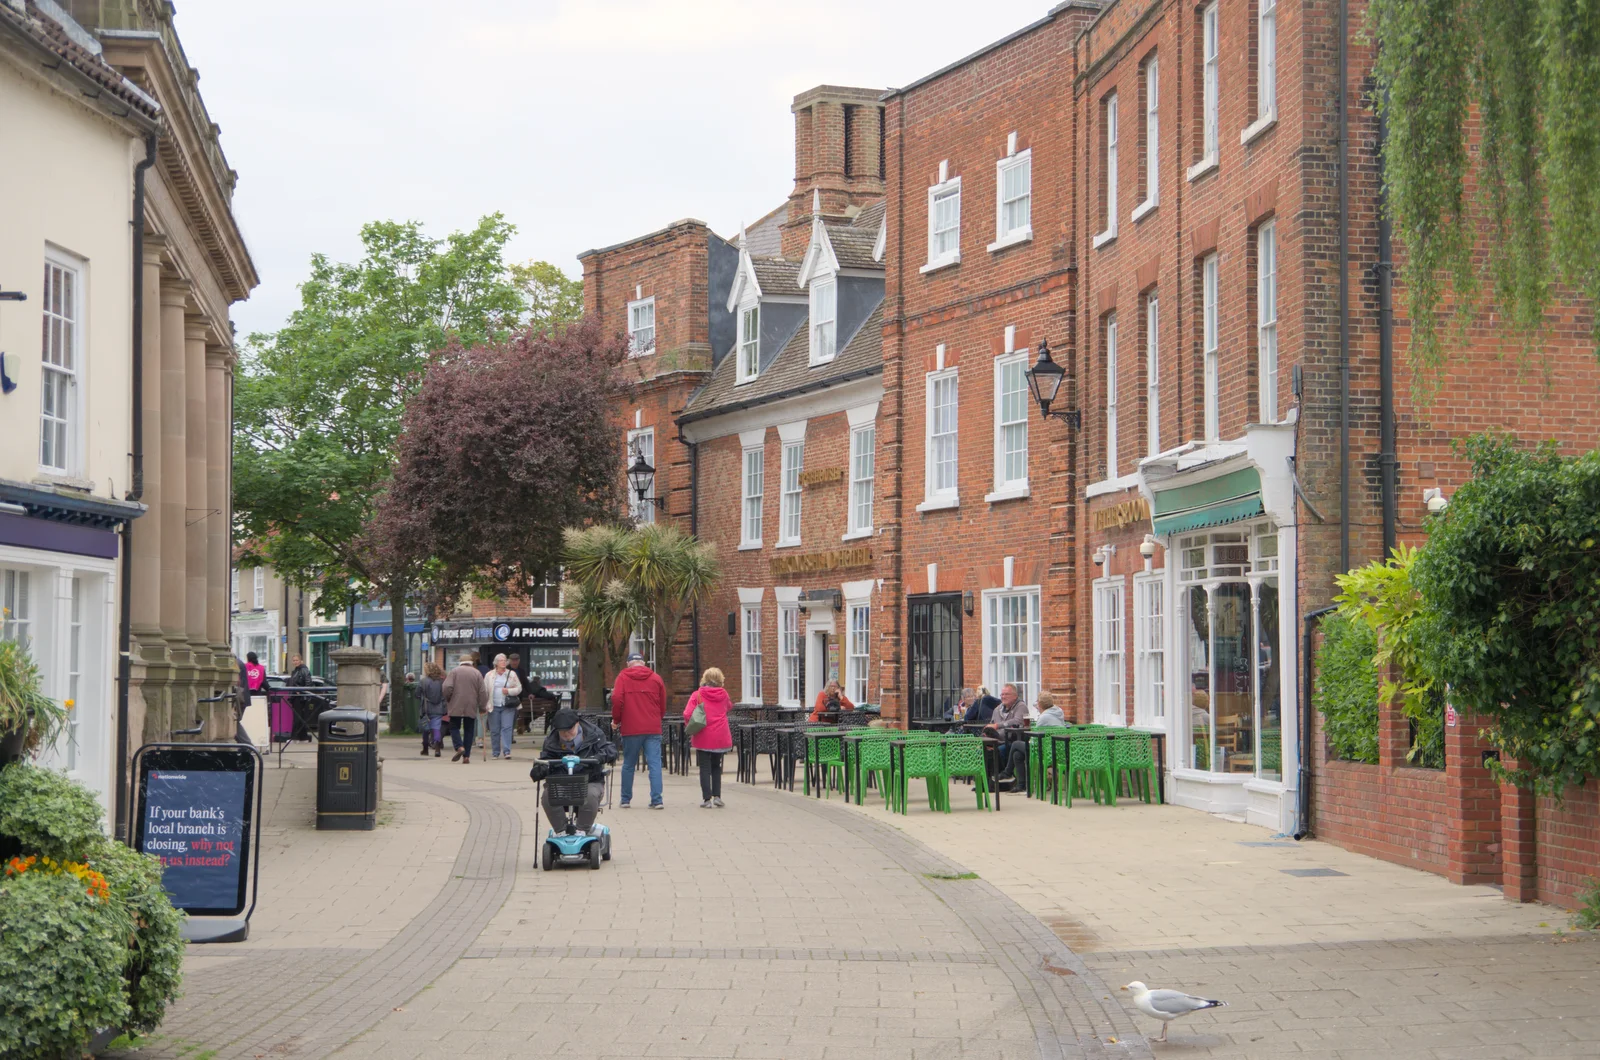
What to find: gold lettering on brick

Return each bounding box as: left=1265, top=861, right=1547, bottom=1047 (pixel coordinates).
left=1091, top=497, right=1151, bottom=532
left=798, top=466, right=845, bottom=487
left=770, top=546, right=872, bottom=576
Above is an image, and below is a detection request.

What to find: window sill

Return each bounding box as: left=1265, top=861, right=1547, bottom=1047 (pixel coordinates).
left=915, top=495, right=960, bottom=513
left=738, top=542, right=763, bottom=552
left=774, top=539, right=801, bottom=549
left=1240, top=112, right=1277, bottom=147
left=808, top=355, right=837, bottom=369
left=920, top=254, right=961, bottom=275
left=1131, top=198, right=1159, bottom=224
left=734, top=376, right=758, bottom=387
left=1187, top=154, right=1219, bottom=182
left=840, top=528, right=874, bottom=542
left=987, top=228, right=1032, bottom=254
left=32, top=472, right=94, bottom=492
left=984, top=485, right=1030, bottom=505
left=1092, top=228, right=1118, bottom=250
left=1085, top=472, right=1141, bottom=499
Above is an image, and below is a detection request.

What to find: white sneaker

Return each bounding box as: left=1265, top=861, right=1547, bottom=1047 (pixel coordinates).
left=712, top=797, right=725, bottom=808
left=699, top=799, right=713, bottom=808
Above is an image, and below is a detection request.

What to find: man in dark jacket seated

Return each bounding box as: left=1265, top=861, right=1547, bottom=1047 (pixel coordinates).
left=529, top=708, right=617, bottom=832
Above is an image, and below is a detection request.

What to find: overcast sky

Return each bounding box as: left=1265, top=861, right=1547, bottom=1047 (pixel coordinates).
left=173, top=0, right=1055, bottom=338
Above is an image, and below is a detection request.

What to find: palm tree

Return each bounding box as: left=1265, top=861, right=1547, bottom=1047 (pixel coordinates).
left=563, top=523, right=719, bottom=695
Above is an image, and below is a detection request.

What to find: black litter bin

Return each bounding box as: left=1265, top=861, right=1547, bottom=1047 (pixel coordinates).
left=316, top=708, right=378, bottom=830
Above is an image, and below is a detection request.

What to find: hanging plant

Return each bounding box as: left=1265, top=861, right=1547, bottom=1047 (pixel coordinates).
left=0, top=637, right=69, bottom=759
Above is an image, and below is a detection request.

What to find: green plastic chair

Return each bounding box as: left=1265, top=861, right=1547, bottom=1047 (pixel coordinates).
left=1111, top=730, right=1159, bottom=803
left=850, top=732, right=897, bottom=806
left=1063, top=733, right=1117, bottom=807
left=894, top=739, right=948, bottom=814
left=940, top=735, right=992, bottom=811
left=806, top=730, right=847, bottom=797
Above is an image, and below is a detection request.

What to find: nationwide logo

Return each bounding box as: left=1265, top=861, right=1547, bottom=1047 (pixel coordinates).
left=150, top=772, right=188, bottom=780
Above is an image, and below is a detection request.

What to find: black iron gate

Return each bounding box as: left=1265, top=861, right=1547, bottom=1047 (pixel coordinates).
left=907, top=593, right=963, bottom=721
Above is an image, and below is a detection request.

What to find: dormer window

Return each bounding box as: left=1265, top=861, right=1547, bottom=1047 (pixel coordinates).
left=737, top=304, right=761, bottom=384
left=628, top=296, right=656, bottom=355
left=810, top=279, right=836, bottom=365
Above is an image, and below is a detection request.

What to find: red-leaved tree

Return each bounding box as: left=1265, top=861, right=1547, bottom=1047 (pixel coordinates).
left=365, top=316, right=634, bottom=613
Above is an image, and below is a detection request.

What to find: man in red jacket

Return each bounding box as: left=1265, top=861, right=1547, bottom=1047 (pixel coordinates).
left=611, top=652, right=667, bottom=809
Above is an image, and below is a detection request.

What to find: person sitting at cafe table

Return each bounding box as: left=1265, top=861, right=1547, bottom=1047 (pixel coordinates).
left=943, top=687, right=976, bottom=722
left=808, top=679, right=855, bottom=722
left=998, top=692, right=1066, bottom=790
left=961, top=689, right=999, bottom=726
left=984, top=684, right=1030, bottom=788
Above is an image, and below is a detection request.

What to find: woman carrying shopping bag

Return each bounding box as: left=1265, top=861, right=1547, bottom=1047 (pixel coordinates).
left=684, top=667, right=734, bottom=808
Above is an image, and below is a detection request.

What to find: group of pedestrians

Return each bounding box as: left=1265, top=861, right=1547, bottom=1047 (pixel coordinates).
left=415, top=651, right=562, bottom=761
left=606, top=653, right=734, bottom=810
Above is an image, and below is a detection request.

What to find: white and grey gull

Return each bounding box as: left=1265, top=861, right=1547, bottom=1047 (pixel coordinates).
left=1120, top=981, right=1228, bottom=1042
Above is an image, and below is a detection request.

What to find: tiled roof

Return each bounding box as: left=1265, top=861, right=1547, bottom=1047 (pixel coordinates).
left=825, top=223, right=881, bottom=270
left=2, top=1, right=161, bottom=122
left=851, top=200, right=886, bottom=231
left=751, top=256, right=802, bottom=298
left=682, top=304, right=884, bottom=421
left=744, top=202, right=787, bottom=257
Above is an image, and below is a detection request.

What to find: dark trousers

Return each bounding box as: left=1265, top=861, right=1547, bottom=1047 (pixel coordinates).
left=450, top=716, right=477, bottom=754
left=1005, top=742, right=1029, bottom=788
left=421, top=716, right=443, bottom=752
left=697, top=750, right=724, bottom=801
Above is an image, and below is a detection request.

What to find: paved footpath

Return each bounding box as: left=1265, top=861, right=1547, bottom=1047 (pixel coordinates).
left=109, top=738, right=1597, bottom=1060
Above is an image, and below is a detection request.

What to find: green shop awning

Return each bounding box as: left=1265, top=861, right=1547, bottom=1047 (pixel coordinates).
left=307, top=632, right=345, bottom=643
left=1151, top=466, right=1264, bottom=536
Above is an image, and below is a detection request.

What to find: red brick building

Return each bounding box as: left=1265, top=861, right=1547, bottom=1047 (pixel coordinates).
left=578, top=3, right=1600, bottom=909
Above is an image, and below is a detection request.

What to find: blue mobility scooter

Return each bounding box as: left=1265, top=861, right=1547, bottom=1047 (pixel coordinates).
left=534, top=755, right=612, bottom=870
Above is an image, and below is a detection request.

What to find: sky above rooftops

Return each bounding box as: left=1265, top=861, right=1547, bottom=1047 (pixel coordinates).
left=176, top=0, right=1054, bottom=338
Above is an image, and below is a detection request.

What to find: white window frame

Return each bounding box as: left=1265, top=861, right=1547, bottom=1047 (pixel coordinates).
left=846, top=600, right=871, bottom=705
left=627, top=295, right=656, bottom=356
left=1203, top=254, right=1220, bottom=442
left=1134, top=573, right=1166, bottom=729
left=847, top=425, right=875, bottom=538
left=1105, top=313, right=1119, bottom=479
left=810, top=278, right=836, bottom=365
left=253, top=568, right=265, bottom=610
left=1258, top=0, right=1277, bottom=123
left=1258, top=221, right=1279, bottom=423
left=1095, top=94, right=1119, bottom=248
left=740, top=441, right=764, bottom=549
left=737, top=302, right=760, bottom=384
left=64, top=575, right=82, bottom=771
left=1146, top=295, right=1161, bottom=457
left=778, top=440, right=803, bottom=546
left=230, top=569, right=241, bottom=612
left=627, top=426, right=655, bottom=524
left=627, top=617, right=656, bottom=672
left=990, top=350, right=1030, bottom=499
left=923, top=368, right=960, bottom=506
left=983, top=588, right=1041, bottom=709
left=991, top=149, right=1033, bottom=250
left=1135, top=57, right=1160, bottom=221
left=778, top=602, right=802, bottom=707
left=1202, top=3, right=1220, bottom=165
left=39, top=254, right=83, bottom=475
left=1093, top=576, right=1126, bottom=726
left=923, top=175, right=962, bottom=272
left=1, top=568, right=32, bottom=646
left=741, top=603, right=763, bottom=703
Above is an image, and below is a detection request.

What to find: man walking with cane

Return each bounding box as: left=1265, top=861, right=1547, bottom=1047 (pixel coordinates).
left=611, top=651, right=667, bottom=809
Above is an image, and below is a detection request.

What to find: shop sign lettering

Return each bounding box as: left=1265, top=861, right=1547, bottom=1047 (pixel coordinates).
left=798, top=466, right=845, bottom=487
left=1091, top=497, right=1151, bottom=532
left=770, top=546, right=872, bottom=576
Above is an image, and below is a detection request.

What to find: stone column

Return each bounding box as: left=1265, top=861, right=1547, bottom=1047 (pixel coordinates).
left=131, top=237, right=166, bottom=642
left=205, top=347, right=231, bottom=653
left=158, top=277, right=190, bottom=652
left=328, top=647, right=384, bottom=716
left=185, top=317, right=210, bottom=657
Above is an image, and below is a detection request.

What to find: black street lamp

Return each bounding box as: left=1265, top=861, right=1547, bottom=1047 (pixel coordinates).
left=626, top=444, right=665, bottom=511
left=1024, top=338, right=1080, bottom=430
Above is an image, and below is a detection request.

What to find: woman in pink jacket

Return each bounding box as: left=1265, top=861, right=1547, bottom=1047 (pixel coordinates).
left=684, top=667, right=734, bottom=808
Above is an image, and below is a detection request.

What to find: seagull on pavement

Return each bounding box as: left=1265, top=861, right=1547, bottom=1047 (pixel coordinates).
left=1121, top=981, right=1228, bottom=1042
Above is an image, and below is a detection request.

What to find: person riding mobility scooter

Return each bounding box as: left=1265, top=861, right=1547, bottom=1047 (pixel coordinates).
left=528, top=708, right=617, bottom=870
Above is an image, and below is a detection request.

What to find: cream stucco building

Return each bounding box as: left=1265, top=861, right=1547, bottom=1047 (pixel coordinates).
left=0, top=0, right=255, bottom=831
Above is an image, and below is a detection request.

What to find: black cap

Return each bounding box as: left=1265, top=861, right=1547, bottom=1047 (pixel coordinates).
left=550, top=708, right=580, bottom=731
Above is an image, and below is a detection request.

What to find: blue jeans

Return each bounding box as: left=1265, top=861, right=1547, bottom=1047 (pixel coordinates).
left=490, top=705, right=518, bottom=756
left=621, top=734, right=663, bottom=805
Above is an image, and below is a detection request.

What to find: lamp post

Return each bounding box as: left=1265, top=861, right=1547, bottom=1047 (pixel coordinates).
left=626, top=443, right=666, bottom=512
left=1023, top=338, right=1080, bottom=430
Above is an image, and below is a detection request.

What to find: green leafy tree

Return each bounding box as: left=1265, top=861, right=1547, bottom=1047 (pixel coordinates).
left=234, top=215, right=527, bottom=696
left=513, top=260, right=584, bottom=335
left=1411, top=434, right=1600, bottom=793
left=563, top=523, right=720, bottom=700
left=1370, top=0, right=1600, bottom=395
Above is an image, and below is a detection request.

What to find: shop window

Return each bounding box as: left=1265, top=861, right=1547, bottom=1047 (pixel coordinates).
left=1093, top=577, right=1126, bottom=725
left=1135, top=574, right=1166, bottom=728
left=2, top=569, right=32, bottom=646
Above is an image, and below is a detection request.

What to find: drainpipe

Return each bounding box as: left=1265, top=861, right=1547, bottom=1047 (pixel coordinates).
left=116, top=132, right=159, bottom=843
left=1377, top=98, right=1398, bottom=559
left=688, top=435, right=701, bottom=685
left=1337, top=0, right=1351, bottom=575
left=1295, top=604, right=1339, bottom=840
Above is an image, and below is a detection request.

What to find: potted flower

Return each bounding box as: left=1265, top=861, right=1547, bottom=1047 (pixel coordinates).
left=0, top=636, right=69, bottom=766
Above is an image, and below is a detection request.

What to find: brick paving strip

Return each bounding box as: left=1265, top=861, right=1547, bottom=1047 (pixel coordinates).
left=463, top=944, right=997, bottom=963
left=117, top=774, right=520, bottom=1060
left=742, top=785, right=1153, bottom=1059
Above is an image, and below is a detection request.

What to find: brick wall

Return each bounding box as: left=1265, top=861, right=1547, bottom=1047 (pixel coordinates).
left=581, top=220, right=716, bottom=378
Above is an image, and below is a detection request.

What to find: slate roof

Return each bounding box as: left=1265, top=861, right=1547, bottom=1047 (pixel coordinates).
left=825, top=223, right=881, bottom=270
left=1, top=1, right=161, bottom=122
left=852, top=199, right=887, bottom=232
left=744, top=202, right=787, bottom=257
left=681, top=304, right=884, bottom=421
left=750, top=256, right=803, bottom=298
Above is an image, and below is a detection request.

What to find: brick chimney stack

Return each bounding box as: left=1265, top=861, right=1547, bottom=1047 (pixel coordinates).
left=781, top=85, right=887, bottom=258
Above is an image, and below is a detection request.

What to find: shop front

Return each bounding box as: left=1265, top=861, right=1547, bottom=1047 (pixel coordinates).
left=1136, top=423, right=1300, bottom=832
left=430, top=617, right=580, bottom=700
